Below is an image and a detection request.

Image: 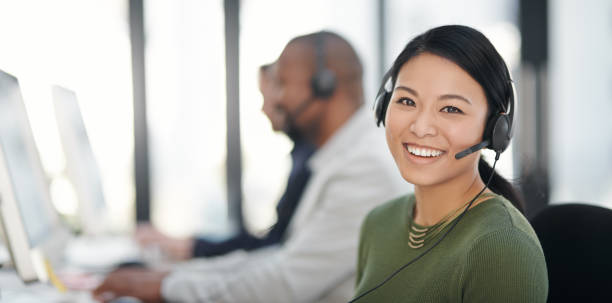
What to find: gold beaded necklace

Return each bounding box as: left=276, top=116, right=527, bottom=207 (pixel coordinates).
left=407, top=193, right=495, bottom=249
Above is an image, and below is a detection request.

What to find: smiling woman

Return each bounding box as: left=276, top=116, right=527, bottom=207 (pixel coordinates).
left=352, top=25, right=548, bottom=302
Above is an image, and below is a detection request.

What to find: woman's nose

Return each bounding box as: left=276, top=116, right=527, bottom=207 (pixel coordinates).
left=409, top=110, right=437, bottom=137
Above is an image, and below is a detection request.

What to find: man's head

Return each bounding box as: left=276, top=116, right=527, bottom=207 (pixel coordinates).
left=275, top=31, right=364, bottom=146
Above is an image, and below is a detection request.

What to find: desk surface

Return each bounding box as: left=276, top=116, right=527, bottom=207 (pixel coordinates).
left=0, top=269, right=95, bottom=303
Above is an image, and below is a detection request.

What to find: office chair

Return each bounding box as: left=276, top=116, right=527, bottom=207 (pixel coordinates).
left=530, top=203, right=612, bottom=302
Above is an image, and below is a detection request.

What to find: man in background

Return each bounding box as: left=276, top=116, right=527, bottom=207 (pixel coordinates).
left=135, top=63, right=316, bottom=260
left=94, top=31, right=406, bottom=302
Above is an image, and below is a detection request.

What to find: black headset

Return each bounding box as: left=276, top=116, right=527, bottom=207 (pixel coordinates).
left=374, top=71, right=514, bottom=159
left=310, top=32, right=337, bottom=100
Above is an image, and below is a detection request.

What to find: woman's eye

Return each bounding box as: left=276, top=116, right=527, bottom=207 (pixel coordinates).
left=441, top=106, right=463, bottom=114
left=397, top=97, right=415, bottom=106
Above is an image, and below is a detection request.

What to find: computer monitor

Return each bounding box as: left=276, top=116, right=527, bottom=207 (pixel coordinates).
left=51, top=86, right=143, bottom=270
left=52, top=86, right=108, bottom=235
left=0, top=69, right=69, bottom=283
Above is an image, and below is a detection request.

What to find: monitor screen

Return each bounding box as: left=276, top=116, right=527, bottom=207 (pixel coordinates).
left=0, top=71, right=53, bottom=248
left=52, top=86, right=106, bottom=217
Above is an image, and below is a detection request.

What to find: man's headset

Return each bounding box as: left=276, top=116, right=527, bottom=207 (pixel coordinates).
left=374, top=72, right=515, bottom=159
left=311, top=33, right=337, bottom=99
left=283, top=32, right=337, bottom=125
left=350, top=69, right=515, bottom=303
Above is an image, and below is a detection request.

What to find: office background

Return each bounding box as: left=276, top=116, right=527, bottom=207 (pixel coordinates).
left=0, top=0, right=610, bottom=239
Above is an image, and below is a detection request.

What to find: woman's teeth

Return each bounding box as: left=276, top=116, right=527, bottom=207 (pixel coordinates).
left=406, top=145, right=444, bottom=157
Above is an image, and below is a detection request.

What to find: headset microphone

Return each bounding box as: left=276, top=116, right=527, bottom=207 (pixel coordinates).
left=454, top=140, right=490, bottom=160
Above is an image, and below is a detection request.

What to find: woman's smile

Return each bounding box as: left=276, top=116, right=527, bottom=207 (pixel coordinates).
left=403, top=143, right=446, bottom=164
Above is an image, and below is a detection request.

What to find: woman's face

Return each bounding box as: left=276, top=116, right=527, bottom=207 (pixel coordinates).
left=385, top=52, right=489, bottom=187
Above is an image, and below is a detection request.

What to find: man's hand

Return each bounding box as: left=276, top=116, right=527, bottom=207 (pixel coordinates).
left=135, top=223, right=194, bottom=261
left=92, top=268, right=168, bottom=303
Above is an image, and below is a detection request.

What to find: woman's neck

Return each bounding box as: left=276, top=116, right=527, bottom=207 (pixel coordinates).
left=413, top=169, right=489, bottom=226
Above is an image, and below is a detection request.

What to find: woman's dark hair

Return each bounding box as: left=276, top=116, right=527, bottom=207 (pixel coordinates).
left=378, top=25, right=525, bottom=213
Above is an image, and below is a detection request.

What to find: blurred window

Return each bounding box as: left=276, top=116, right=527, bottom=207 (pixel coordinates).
left=548, top=0, right=612, bottom=207
left=145, top=0, right=229, bottom=237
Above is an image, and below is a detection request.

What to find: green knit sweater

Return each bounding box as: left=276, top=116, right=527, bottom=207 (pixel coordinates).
left=354, top=194, right=548, bottom=302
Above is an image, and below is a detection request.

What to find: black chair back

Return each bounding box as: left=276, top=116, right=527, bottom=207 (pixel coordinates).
left=531, top=203, right=612, bottom=302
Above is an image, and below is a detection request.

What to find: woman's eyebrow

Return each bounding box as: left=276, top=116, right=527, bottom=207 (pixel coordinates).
left=394, top=85, right=418, bottom=96
left=395, top=85, right=472, bottom=105
left=438, top=94, right=472, bottom=105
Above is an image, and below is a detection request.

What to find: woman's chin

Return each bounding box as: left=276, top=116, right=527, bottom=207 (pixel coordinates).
left=400, top=171, right=441, bottom=187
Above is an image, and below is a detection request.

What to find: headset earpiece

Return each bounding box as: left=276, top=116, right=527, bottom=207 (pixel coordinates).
left=311, top=33, right=336, bottom=99
left=485, top=79, right=515, bottom=154
left=374, top=91, right=391, bottom=126
left=374, top=75, right=393, bottom=126
left=311, top=69, right=336, bottom=99
left=484, top=112, right=511, bottom=153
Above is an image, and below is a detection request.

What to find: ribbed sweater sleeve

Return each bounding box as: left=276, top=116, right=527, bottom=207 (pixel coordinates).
left=461, top=228, right=549, bottom=302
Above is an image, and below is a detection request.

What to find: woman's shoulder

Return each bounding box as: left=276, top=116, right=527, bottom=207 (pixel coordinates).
left=460, top=213, right=548, bottom=294
left=367, top=193, right=413, bottom=217
left=362, top=193, right=413, bottom=227
left=459, top=214, right=549, bottom=301
left=463, top=194, right=542, bottom=253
